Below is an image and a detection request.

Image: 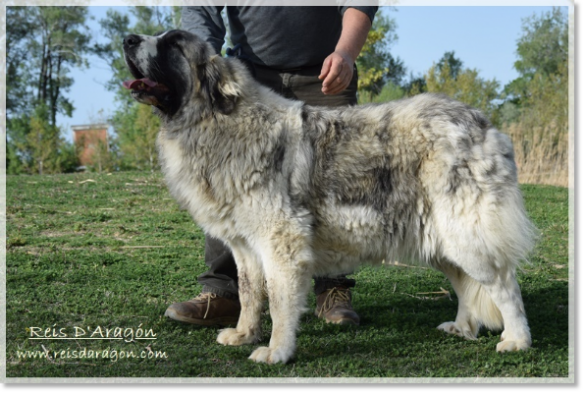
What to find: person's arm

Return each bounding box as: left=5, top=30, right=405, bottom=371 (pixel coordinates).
left=182, top=6, right=226, bottom=54
left=319, top=8, right=373, bottom=96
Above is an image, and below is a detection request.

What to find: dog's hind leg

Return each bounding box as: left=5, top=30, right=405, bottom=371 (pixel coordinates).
left=217, top=241, right=265, bottom=346
left=436, top=258, right=531, bottom=352
left=480, top=268, right=531, bottom=352
left=247, top=227, right=313, bottom=364
left=436, top=260, right=502, bottom=340
left=435, top=250, right=531, bottom=352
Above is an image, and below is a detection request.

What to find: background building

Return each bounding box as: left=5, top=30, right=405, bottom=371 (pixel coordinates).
left=72, top=123, right=109, bottom=169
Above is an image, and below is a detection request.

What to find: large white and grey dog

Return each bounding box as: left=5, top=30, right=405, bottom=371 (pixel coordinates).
left=123, top=30, right=535, bottom=364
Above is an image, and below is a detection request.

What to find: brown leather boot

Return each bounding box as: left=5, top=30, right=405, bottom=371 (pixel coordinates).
left=164, top=293, right=241, bottom=326
left=314, top=287, right=360, bottom=325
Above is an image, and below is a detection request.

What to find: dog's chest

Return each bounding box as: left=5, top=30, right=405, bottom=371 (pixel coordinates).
left=157, top=134, right=225, bottom=224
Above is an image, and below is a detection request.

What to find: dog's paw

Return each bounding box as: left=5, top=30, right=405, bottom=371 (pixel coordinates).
left=248, top=346, right=291, bottom=364
left=496, top=339, right=531, bottom=352
left=437, top=321, right=477, bottom=340
left=216, top=328, right=257, bottom=346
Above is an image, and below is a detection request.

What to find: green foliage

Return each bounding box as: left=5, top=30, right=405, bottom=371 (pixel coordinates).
left=10, top=7, right=91, bottom=124
left=6, top=7, right=35, bottom=117
left=6, top=114, right=33, bottom=174
left=6, top=139, right=27, bottom=176
left=7, top=104, right=80, bottom=175
left=5, top=173, right=569, bottom=378
left=519, top=62, right=568, bottom=131
left=86, top=137, right=118, bottom=173
left=511, top=7, right=568, bottom=93
left=425, top=57, right=500, bottom=123
left=402, top=73, right=427, bottom=97
left=435, top=51, right=463, bottom=79
left=358, top=82, right=405, bottom=105
left=111, top=104, right=160, bottom=171
left=503, top=7, right=568, bottom=113
left=357, top=11, right=405, bottom=94
left=499, top=101, right=522, bottom=126
left=6, top=6, right=91, bottom=174
left=26, top=104, right=60, bottom=175
left=56, top=140, right=82, bottom=174
left=506, top=7, right=568, bottom=119
left=384, top=51, right=501, bottom=123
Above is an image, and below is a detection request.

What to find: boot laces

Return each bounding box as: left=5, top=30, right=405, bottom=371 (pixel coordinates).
left=317, top=287, right=351, bottom=318
left=192, top=292, right=217, bottom=320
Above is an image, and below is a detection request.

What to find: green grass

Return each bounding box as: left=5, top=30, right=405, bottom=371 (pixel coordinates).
left=5, top=172, right=570, bottom=378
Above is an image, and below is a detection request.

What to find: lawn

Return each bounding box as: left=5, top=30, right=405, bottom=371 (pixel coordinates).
left=4, top=171, right=571, bottom=380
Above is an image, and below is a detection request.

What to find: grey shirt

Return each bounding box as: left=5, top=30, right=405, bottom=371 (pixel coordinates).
left=182, top=6, right=378, bottom=69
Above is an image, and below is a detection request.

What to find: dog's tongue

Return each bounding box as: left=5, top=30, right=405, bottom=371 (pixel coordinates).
left=123, top=78, right=159, bottom=91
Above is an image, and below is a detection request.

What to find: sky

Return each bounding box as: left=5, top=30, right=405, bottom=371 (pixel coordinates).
left=55, top=4, right=570, bottom=140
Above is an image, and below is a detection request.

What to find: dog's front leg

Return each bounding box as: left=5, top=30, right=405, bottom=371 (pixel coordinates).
left=216, top=241, right=264, bottom=346
left=248, top=228, right=313, bottom=364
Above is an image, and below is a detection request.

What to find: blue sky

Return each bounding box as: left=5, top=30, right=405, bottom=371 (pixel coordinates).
left=56, top=5, right=568, bottom=139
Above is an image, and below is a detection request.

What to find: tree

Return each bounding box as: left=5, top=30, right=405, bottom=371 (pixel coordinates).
left=6, top=6, right=91, bottom=174
left=504, top=7, right=568, bottom=105
left=6, top=114, right=33, bottom=174
left=357, top=10, right=405, bottom=96
left=402, top=73, right=427, bottom=97
left=423, top=52, right=500, bottom=123
left=24, top=7, right=90, bottom=126
left=6, top=7, right=34, bottom=118
left=501, top=7, right=568, bottom=134
left=402, top=51, right=465, bottom=98
left=87, top=137, right=117, bottom=173
left=435, top=51, right=463, bottom=80
left=25, top=104, right=61, bottom=174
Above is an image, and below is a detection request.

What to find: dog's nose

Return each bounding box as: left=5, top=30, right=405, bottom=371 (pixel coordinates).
left=123, top=34, right=141, bottom=48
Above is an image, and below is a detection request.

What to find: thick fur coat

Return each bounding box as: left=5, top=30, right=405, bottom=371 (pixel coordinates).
left=123, top=30, right=535, bottom=364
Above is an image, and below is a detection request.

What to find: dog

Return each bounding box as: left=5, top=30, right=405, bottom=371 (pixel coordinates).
left=123, top=30, right=535, bottom=364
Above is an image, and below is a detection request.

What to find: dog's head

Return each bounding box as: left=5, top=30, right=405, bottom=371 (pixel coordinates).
left=122, top=30, right=241, bottom=119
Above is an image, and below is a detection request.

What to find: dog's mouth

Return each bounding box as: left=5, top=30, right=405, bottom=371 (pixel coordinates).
left=123, top=77, right=170, bottom=107
left=123, top=59, right=171, bottom=108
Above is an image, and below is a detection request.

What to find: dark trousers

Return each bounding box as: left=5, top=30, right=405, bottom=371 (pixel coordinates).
left=198, top=63, right=358, bottom=300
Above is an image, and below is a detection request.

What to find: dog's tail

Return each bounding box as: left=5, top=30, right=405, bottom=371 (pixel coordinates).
left=427, top=127, right=537, bottom=271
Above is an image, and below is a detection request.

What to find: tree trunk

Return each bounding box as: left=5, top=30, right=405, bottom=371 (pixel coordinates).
left=50, top=56, right=63, bottom=127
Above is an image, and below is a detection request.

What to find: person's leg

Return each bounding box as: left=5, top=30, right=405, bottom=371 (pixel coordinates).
left=197, top=236, right=239, bottom=298
left=164, top=236, right=241, bottom=326
left=284, top=66, right=361, bottom=325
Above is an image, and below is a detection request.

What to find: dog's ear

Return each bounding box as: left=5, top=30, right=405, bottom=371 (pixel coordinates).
left=199, top=55, right=241, bottom=115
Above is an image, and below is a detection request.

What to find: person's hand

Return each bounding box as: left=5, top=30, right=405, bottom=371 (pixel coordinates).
left=319, top=50, right=354, bottom=95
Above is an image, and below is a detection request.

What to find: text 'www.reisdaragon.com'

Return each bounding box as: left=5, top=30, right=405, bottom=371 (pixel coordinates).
left=15, top=346, right=168, bottom=363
